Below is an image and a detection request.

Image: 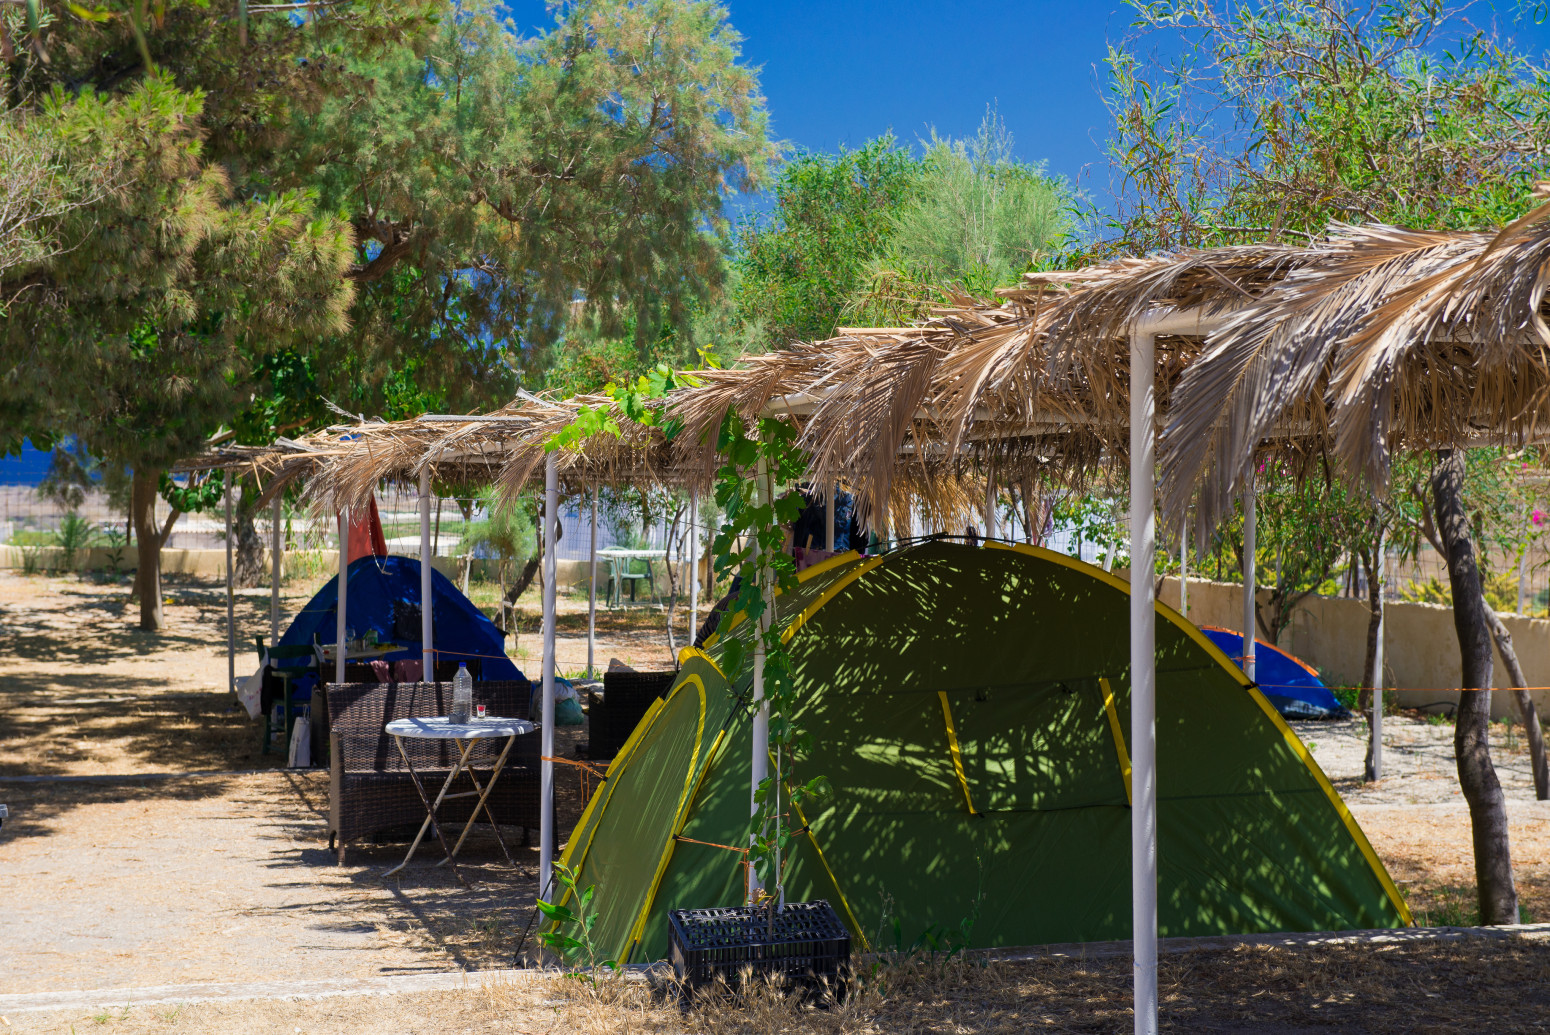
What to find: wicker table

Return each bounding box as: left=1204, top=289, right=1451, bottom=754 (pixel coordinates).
left=382, top=716, right=535, bottom=883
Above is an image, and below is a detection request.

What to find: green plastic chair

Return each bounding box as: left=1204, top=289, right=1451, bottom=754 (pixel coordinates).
left=256, top=637, right=316, bottom=756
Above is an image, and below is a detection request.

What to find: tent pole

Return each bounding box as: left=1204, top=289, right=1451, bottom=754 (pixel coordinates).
left=1369, top=524, right=1386, bottom=781
left=587, top=485, right=598, bottom=679
left=688, top=489, right=699, bottom=649
left=420, top=467, right=434, bottom=681
left=1179, top=511, right=1188, bottom=615
left=226, top=472, right=235, bottom=696
left=271, top=495, right=281, bottom=644
left=1129, top=330, right=1158, bottom=1035
left=539, top=453, right=558, bottom=900
left=335, top=510, right=348, bottom=687
left=1243, top=485, right=1257, bottom=682
left=749, top=454, right=770, bottom=903
left=984, top=469, right=997, bottom=541
left=826, top=479, right=836, bottom=552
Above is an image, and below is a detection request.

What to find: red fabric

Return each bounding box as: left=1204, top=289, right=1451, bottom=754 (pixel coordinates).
left=345, top=497, right=388, bottom=563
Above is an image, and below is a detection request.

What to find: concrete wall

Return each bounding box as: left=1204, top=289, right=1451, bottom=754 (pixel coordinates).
left=1159, top=574, right=1550, bottom=721
left=0, top=545, right=702, bottom=597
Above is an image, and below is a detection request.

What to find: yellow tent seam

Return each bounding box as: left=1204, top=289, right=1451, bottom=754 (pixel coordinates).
left=787, top=792, right=870, bottom=952
left=1243, top=683, right=1415, bottom=927
left=991, top=541, right=1410, bottom=925
left=1098, top=677, right=1133, bottom=805
left=676, top=645, right=725, bottom=677
left=554, top=674, right=683, bottom=902
left=936, top=691, right=978, bottom=815
left=780, top=556, right=887, bottom=645
left=795, top=549, right=863, bottom=582
left=624, top=675, right=709, bottom=956
left=699, top=552, right=867, bottom=652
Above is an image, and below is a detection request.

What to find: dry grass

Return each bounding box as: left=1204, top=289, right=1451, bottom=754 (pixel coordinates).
left=15, top=938, right=1550, bottom=1034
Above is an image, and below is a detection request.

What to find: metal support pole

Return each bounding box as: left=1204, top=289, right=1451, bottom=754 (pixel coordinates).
left=1369, top=527, right=1386, bottom=781
left=826, top=479, right=836, bottom=552
left=749, top=454, right=770, bottom=902
left=1243, top=486, right=1257, bottom=682
left=539, top=454, right=558, bottom=899
left=688, top=489, right=699, bottom=647
left=984, top=470, right=997, bottom=541
left=587, top=485, right=598, bottom=679
left=335, top=511, right=348, bottom=687
left=420, top=468, right=434, bottom=681
left=1179, top=513, right=1188, bottom=616
left=270, top=495, right=282, bottom=644
left=226, top=472, right=235, bottom=694
left=1129, top=330, right=1158, bottom=1035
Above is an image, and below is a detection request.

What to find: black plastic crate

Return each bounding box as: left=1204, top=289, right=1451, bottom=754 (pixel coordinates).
left=667, top=900, right=851, bottom=989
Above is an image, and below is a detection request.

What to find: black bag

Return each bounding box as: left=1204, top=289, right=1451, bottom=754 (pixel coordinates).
left=392, top=599, right=422, bottom=642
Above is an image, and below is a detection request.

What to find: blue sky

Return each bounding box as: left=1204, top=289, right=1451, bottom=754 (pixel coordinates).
left=501, top=1, right=1550, bottom=197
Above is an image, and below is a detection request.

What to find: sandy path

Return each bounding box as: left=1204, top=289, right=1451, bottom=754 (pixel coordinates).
left=0, top=753, right=590, bottom=995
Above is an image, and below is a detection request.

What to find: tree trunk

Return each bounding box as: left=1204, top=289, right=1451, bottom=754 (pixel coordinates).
left=1481, top=604, right=1550, bottom=801
left=495, top=508, right=560, bottom=630
left=232, top=487, right=266, bottom=589
left=1359, top=543, right=1381, bottom=781
left=1432, top=448, right=1519, bottom=924
left=130, top=468, right=164, bottom=632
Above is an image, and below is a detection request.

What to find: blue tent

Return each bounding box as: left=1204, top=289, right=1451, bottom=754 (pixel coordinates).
left=1199, top=625, right=1349, bottom=719
left=278, top=555, right=523, bottom=698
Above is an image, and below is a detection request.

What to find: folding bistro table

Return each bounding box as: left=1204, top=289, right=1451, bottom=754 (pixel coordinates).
left=382, top=716, right=535, bottom=882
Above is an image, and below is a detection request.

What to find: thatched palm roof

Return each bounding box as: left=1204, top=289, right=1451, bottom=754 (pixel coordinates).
left=180, top=199, right=1550, bottom=541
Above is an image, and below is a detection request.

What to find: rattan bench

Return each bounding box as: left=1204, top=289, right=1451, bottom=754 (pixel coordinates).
left=326, top=680, right=540, bottom=865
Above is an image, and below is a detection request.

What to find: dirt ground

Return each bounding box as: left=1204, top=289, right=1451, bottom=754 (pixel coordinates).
left=11, top=940, right=1550, bottom=1034
left=3, top=568, right=1550, bottom=1030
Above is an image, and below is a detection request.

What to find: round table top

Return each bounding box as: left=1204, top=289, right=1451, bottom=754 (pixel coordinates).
left=384, top=717, right=535, bottom=739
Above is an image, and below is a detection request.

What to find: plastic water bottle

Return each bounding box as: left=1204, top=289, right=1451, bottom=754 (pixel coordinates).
left=450, top=663, right=473, bottom=724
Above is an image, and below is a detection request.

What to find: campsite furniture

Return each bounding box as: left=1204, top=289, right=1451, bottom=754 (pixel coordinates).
left=256, top=638, right=318, bottom=756
left=556, top=541, right=1412, bottom=964
left=326, top=680, right=540, bottom=866
left=382, top=715, right=535, bottom=882
left=317, top=641, right=404, bottom=666
left=668, top=901, right=851, bottom=990
left=586, top=669, right=677, bottom=760
left=597, top=548, right=665, bottom=607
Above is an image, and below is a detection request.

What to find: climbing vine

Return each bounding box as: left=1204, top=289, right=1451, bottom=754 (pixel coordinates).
left=548, top=374, right=829, bottom=908
left=709, top=413, right=827, bottom=905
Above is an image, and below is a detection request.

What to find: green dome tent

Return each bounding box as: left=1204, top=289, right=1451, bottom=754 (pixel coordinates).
left=558, top=541, right=1410, bottom=962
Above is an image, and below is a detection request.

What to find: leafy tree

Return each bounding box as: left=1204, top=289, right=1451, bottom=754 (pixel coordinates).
left=1101, top=0, right=1550, bottom=253
left=732, top=135, right=921, bottom=348
left=2, top=0, right=773, bottom=626
left=0, top=78, right=356, bottom=629
left=1107, top=0, right=1550, bottom=922
left=855, top=110, right=1073, bottom=323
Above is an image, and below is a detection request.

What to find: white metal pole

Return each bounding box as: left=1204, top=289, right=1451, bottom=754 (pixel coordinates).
left=1370, top=527, right=1386, bottom=781
left=688, top=489, right=699, bottom=647
left=984, top=470, right=997, bottom=541
left=1243, top=486, right=1257, bottom=682
left=539, top=454, right=559, bottom=899
left=1129, top=330, right=1158, bottom=1035
left=749, top=454, right=770, bottom=902
left=270, top=495, right=281, bottom=644
left=420, top=468, right=434, bottom=681
left=826, top=479, right=836, bottom=552
left=335, top=511, right=348, bottom=687
left=226, top=472, right=235, bottom=694
left=1179, top=512, right=1188, bottom=616
left=587, top=485, right=598, bottom=678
